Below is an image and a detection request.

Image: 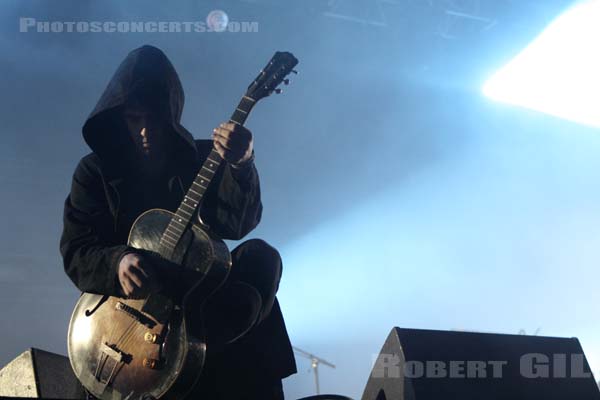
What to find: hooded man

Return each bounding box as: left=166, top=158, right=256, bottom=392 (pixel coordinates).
left=60, top=45, right=296, bottom=399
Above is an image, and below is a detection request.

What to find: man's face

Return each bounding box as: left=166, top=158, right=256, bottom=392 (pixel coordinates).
left=122, top=103, right=170, bottom=159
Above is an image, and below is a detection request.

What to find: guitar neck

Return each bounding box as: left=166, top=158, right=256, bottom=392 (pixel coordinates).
left=155, top=49, right=299, bottom=258
left=157, top=95, right=257, bottom=256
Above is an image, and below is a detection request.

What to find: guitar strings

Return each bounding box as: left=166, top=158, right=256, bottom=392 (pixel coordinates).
left=108, top=225, right=181, bottom=364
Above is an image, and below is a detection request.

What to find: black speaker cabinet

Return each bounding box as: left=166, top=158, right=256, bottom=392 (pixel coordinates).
left=0, top=348, right=85, bottom=399
left=362, top=327, right=600, bottom=400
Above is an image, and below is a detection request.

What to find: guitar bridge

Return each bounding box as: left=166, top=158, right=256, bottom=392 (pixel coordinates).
left=101, top=342, right=125, bottom=363
left=92, top=343, right=131, bottom=391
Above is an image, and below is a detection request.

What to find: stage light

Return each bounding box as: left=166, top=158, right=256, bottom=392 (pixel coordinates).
left=483, top=0, right=600, bottom=128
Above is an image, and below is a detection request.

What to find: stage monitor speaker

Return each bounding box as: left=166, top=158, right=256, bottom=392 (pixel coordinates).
left=0, top=348, right=85, bottom=399
left=362, top=327, right=600, bottom=400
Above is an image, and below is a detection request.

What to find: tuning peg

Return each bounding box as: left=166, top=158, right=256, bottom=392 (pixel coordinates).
left=274, top=88, right=283, bottom=94
left=291, top=70, right=298, bottom=74
left=283, top=79, right=290, bottom=85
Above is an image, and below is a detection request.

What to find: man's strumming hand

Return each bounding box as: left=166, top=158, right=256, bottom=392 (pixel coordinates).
left=117, top=252, right=162, bottom=298
left=212, top=122, right=254, bottom=166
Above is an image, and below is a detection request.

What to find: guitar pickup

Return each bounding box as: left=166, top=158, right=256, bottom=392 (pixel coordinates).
left=115, top=302, right=156, bottom=328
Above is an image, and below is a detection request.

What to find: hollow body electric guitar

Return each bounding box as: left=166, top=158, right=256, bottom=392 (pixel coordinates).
left=67, top=52, right=298, bottom=400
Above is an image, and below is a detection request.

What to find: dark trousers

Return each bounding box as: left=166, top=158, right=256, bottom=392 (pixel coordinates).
left=188, top=239, right=297, bottom=399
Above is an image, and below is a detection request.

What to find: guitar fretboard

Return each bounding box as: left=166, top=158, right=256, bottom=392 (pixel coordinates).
left=158, top=95, right=257, bottom=258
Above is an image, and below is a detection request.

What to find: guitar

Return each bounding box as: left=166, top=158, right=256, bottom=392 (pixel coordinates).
left=67, top=51, right=299, bottom=400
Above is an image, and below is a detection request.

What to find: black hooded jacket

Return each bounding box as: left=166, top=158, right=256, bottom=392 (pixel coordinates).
left=60, top=45, right=262, bottom=297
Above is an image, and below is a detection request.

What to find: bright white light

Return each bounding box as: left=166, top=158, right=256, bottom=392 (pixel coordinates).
left=483, top=0, right=600, bottom=128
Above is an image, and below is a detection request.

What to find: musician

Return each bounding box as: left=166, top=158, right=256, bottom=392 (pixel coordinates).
left=59, top=45, right=296, bottom=399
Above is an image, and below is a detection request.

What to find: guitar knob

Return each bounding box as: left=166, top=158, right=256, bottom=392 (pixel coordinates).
left=143, top=358, right=160, bottom=369
left=283, top=79, right=290, bottom=85
left=144, top=332, right=159, bottom=344
left=274, top=88, right=283, bottom=94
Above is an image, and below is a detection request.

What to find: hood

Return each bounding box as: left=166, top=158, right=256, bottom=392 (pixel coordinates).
left=82, top=45, right=198, bottom=175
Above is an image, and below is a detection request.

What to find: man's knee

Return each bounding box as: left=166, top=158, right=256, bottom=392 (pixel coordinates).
left=241, top=238, right=281, bottom=269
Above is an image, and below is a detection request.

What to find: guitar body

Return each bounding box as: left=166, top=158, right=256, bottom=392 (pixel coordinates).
left=68, top=209, right=231, bottom=400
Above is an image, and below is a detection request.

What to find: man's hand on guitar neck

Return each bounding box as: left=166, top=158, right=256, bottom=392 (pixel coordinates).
left=212, top=122, right=254, bottom=167
left=117, top=252, right=162, bottom=298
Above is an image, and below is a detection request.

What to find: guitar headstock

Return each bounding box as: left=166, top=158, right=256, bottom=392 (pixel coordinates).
left=246, top=51, right=299, bottom=101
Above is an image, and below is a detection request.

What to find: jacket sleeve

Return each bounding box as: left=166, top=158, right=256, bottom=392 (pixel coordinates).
left=200, top=157, right=263, bottom=241
left=59, top=157, right=132, bottom=296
